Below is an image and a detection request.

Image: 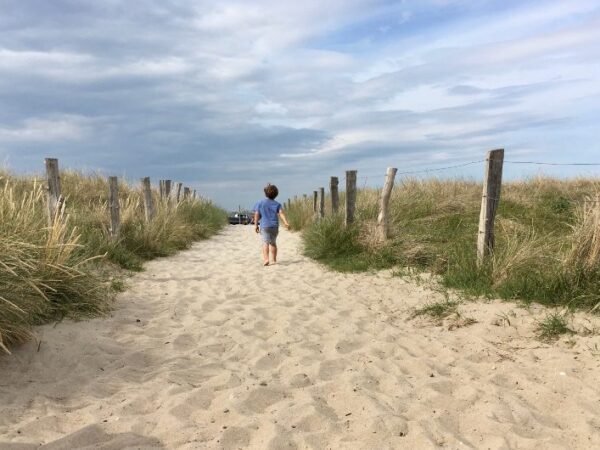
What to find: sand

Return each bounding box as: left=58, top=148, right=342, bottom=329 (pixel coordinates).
left=1, top=225, right=600, bottom=449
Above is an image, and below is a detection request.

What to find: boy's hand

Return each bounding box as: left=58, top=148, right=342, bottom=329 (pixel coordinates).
left=284, top=223, right=291, bottom=230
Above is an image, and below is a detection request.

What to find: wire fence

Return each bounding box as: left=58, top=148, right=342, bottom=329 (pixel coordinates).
left=346, top=159, right=600, bottom=181
left=305, top=155, right=600, bottom=208
left=287, top=149, right=600, bottom=266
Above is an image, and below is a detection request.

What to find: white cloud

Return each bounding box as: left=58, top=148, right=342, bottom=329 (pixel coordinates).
left=0, top=116, right=91, bottom=143
left=0, top=49, right=92, bottom=69
left=375, top=85, right=488, bottom=113
left=255, top=100, right=288, bottom=115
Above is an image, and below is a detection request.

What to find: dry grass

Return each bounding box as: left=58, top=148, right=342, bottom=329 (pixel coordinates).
left=490, top=222, right=556, bottom=288
left=0, top=178, right=107, bottom=350
left=0, top=172, right=227, bottom=352
left=566, top=195, right=600, bottom=273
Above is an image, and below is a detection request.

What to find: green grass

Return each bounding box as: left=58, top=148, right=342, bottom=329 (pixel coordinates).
left=0, top=171, right=227, bottom=352
left=412, top=300, right=459, bottom=320
left=535, top=312, right=573, bottom=341
left=289, top=176, right=600, bottom=310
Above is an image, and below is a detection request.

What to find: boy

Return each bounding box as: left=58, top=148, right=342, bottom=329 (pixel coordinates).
left=253, top=184, right=290, bottom=266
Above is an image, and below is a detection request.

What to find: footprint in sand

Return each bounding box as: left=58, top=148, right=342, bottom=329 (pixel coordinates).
left=335, top=338, right=365, bottom=354
left=169, top=389, right=215, bottom=421
left=318, top=358, right=348, bottom=380
left=254, top=351, right=286, bottom=370
left=219, top=425, right=253, bottom=449
left=288, top=373, right=312, bottom=388
left=267, top=427, right=298, bottom=450
left=238, top=388, right=286, bottom=414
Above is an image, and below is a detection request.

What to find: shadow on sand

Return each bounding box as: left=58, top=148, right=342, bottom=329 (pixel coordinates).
left=0, top=424, right=165, bottom=449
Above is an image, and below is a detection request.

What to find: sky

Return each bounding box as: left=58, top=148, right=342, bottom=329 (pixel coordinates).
left=1, top=0, right=599, bottom=209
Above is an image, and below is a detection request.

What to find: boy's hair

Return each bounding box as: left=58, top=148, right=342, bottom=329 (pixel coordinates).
left=264, top=184, right=278, bottom=199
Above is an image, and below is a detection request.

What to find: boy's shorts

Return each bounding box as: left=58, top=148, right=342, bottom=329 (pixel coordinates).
left=260, top=227, right=279, bottom=245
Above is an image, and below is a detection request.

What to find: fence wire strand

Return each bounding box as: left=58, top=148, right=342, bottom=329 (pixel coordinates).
left=340, top=158, right=600, bottom=182
left=505, top=161, right=600, bottom=166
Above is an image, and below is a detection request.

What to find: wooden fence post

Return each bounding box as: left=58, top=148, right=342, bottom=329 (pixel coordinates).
left=477, top=149, right=504, bottom=266
left=45, top=158, right=63, bottom=226
left=184, top=187, right=191, bottom=199
left=165, top=180, right=172, bottom=199
left=330, top=176, right=339, bottom=213
left=175, top=182, right=183, bottom=203
left=159, top=180, right=165, bottom=199
left=108, top=176, right=120, bottom=239
left=141, top=177, right=154, bottom=222
left=313, top=190, right=318, bottom=215
left=377, top=167, right=397, bottom=240
left=193, top=189, right=197, bottom=200
left=345, top=170, right=357, bottom=226
left=319, top=187, right=325, bottom=219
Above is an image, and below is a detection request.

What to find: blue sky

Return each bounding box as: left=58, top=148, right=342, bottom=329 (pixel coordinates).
left=1, top=0, right=599, bottom=209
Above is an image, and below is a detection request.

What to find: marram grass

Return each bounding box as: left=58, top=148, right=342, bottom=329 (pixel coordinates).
left=291, top=176, right=600, bottom=310
left=0, top=172, right=227, bottom=352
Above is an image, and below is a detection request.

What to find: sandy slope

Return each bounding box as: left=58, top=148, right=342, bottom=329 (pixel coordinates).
left=1, top=226, right=600, bottom=449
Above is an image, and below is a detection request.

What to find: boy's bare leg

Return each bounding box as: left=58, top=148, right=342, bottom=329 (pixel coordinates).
left=262, top=244, right=270, bottom=265
left=270, top=244, right=277, bottom=263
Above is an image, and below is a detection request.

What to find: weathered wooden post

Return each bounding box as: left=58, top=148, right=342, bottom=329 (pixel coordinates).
left=319, top=187, right=325, bottom=219
left=141, top=177, right=154, bottom=222
left=313, top=190, right=318, bottom=215
left=477, top=149, right=505, bottom=266
left=184, top=187, right=191, bottom=199
left=159, top=180, right=165, bottom=199
left=330, top=176, right=339, bottom=213
left=345, top=170, right=357, bottom=226
left=377, top=167, right=397, bottom=240
left=45, top=158, right=63, bottom=226
left=108, top=176, right=120, bottom=239
left=175, top=182, right=183, bottom=203
left=164, top=180, right=172, bottom=199
left=193, top=189, right=197, bottom=200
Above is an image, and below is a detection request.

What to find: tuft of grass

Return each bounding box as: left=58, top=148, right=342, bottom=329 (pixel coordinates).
left=0, top=171, right=227, bottom=352
left=286, top=197, right=315, bottom=231
left=110, top=279, right=127, bottom=293
left=412, top=300, right=459, bottom=320
left=302, top=215, right=362, bottom=267
left=447, top=312, right=478, bottom=330
left=535, top=312, right=573, bottom=341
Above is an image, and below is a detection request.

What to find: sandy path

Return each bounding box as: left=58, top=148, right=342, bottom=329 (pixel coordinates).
left=1, top=226, right=600, bottom=449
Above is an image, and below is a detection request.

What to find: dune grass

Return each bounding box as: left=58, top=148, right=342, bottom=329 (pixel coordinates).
left=0, top=171, right=227, bottom=351
left=411, top=299, right=459, bottom=320
left=291, top=176, right=600, bottom=310
left=535, top=312, right=573, bottom=341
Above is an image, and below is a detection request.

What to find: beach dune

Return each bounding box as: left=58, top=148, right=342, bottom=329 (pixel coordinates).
left=1, top=226, right=599, bottom=449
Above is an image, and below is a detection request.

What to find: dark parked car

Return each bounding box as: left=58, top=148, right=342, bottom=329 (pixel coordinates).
left=228, top=213, right=250, bottom=225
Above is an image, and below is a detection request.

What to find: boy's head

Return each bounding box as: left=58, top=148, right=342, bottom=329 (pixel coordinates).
left=264, top=183, right=278, bottom=199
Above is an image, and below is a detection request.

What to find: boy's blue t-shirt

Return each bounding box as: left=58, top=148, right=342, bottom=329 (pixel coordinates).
left=253, top=198, right=282, bottom=228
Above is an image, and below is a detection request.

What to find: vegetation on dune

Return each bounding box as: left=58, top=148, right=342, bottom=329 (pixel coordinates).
left=0, top=171, right=227, bottom=351
left=411, top=299, right=459, bottom=320
left=290, top=176, right=600, bottom=310
left=535, top=311, right=573, bottom=341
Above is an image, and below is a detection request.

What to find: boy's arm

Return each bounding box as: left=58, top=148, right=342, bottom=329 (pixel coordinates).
left=279, top=210, right=290, bottom=229
left=254, top=211, right=260, bottom=233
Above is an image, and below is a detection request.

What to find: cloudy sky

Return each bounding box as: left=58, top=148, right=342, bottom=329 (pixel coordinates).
left=1, top=0, right=599, bottom=208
